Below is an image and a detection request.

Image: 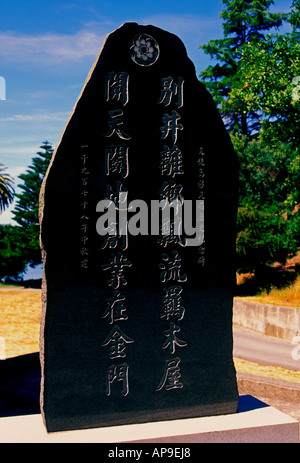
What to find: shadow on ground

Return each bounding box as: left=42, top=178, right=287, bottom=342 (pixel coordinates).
left=0, top=352, right=41, bottom=417
left=1, top=354, right=298, bottom=424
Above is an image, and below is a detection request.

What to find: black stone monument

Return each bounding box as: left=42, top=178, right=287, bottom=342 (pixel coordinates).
left=39, top=22, right=239, bottom=433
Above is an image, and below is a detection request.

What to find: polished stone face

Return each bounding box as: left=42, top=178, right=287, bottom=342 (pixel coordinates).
left=39, top=22, right=239, bottom=432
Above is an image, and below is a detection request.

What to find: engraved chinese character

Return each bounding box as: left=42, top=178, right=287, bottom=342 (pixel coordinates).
left=81, top=234, right=88, bottom=245
left=157, top=218, right=186, bottom=248
left=197, top=256, right=205, bottom=266
left=104, top=109, right=131, bottom=140
left=100, top=231, right=118, bottom=250
left=159, top=181, right=184, bottom=213
left=197, top=242, right=205, bottom=266
left=156, top=357, right=183, bottom=391
left=80, top=247, right=88, bottom=257
left=80, top=259, right=89, bottom=269
left=80, top=144, right=88, bottom=164
left=106, top=363, right=129, bottom=396
left=162, top=322, right=187, bottom=354
left=198, top=168, right=205, bottom=179
left=81, top=153, right=88, bottom=165
left=160, top=110, right=183, bottom=144
left=160, top=145, right=184, bottom=178
left=81, top=223, right=89, bottom=234
left=104, top=182, right=128, bottom=210
left=197, top=153, right=205, bottom=198
left=100, top=219, right=128, bottom=251
left=199, top=147, right=205, bottom=157
left=104, top=71, right=129, bottom=106
left=81, top=200, right=88, bottom=210
left=81, top=166, right=89, bottom=176
left=102, top=252, right=132, bottom=289
left=105, top=144, right=129, bottom=178
left=158, top=76, right=184, bottom=108
left=102, top=290, right=128, bottom=325
left=159, top=251, right=187, bottom=283
left=198, top=179, right=205, bottom=190
left=160, top=285, right=185, bottom=321
left=198, top=156, right=205, bottom=167
left=81, top=213, right=89, bottom=222
left=102, top=325, right=134, bottom=359
left=101, top=182, right=129, bottom=250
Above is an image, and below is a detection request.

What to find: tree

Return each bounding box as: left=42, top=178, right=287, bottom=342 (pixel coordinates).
left=199, top=0, right=284, bottom=136
left=225, top=12, right=300, bottom=146
left=224, top=0, right=300, bottom=147
left=12, top=141, right=53, bottom=266
left=233, top=135, right=300, bottom=273
left=0, top=225, right=28, bottom=280
left=0, top=164, right=15, bottom=213
left=290, top=0, right=300, bottom=32
left=199, top=1, right=300, bottom=276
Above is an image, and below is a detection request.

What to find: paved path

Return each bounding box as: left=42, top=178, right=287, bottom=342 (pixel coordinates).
left=233, top=326, right=300, bottom=371
left=233, top=327, right=300, bottom=423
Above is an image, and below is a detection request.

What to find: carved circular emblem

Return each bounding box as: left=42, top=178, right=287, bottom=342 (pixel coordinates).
left=130, top=34, right=160, bottom=66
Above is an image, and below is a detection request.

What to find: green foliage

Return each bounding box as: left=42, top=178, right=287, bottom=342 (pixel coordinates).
left=0, top=164, right=15, bottom=213
left=232, top=135, right=300, bottom=272
left=0, top=142, right=53, bottom=279
left=220, top=0, right=284, bottom=41
left=200, top=1, right=300, bottom=274
left=13, top=141, right=53, bottom=229
left=233, top=135, right=300, bottom=206
left=200, top=0, right=285, bottom=135
left=11, top=141, right=53, bottom=267
left=290, top=0, right=300, bottom=31
left=0, top=225, right=28, bottom=280
left=237, top=203, right=300, bottom=274
left=228, top=33, right=300, bottom=145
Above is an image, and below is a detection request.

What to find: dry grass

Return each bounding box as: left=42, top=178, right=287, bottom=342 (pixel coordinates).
left=236, top=273, right=255, bottom=286
left=234, top=358, right=300, bottom=383
left=0, top=287, right=299, bottom=384
left=0, top=288, right=41, bottom=358
left=237, top=274, right=300, bottom=308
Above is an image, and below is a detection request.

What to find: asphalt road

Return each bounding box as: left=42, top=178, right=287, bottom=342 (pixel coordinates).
left=233, top=326, right=300, bottom=371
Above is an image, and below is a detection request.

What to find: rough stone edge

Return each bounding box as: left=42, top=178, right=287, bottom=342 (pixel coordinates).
left=37, top=23, right=124, bottom=433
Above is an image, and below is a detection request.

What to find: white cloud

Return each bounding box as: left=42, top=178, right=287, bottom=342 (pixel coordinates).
left=139, top=13, right=221, bottom=43
left=0, top=14, right=220, bottom=67
left=8, top=166, right=26, bottom=180
left=0, top=29, right=106, bottom=65
left=0, top=111, right=69, bottom=123
left=0, top=139, right=56, bottom=173
left=26, top=90, right=56, bottom=100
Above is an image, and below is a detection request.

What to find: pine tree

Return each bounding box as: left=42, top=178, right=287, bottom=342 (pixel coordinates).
left=199, top=0, right=284, bottom=135
left=12, top=141, right=53, bottom=266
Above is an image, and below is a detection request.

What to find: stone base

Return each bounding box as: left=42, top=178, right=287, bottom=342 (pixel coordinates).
left=0, top=396, right=298, bottom=443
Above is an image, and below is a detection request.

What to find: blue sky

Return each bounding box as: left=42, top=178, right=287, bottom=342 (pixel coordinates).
left=0, top=0, right=294, bottom=225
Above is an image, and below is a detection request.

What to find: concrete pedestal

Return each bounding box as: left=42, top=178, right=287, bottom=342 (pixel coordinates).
left=0, top=396, right=298, bottom=443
